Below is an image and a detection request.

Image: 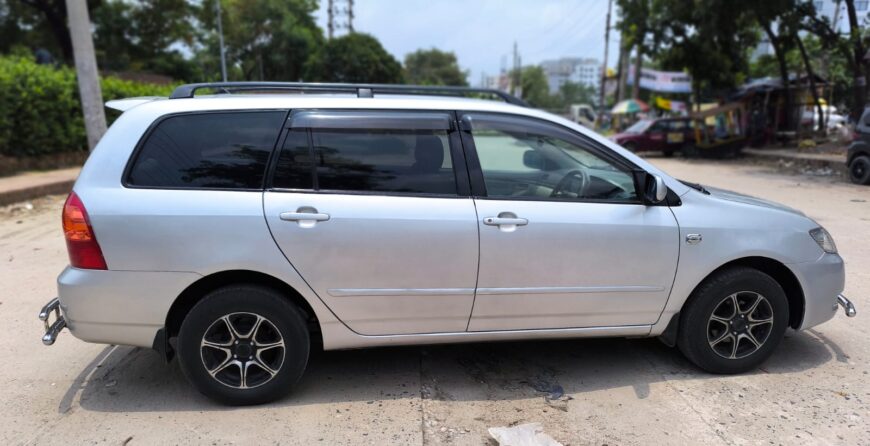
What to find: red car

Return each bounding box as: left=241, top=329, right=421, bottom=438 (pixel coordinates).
left=611, top=118, right=694, bottom=157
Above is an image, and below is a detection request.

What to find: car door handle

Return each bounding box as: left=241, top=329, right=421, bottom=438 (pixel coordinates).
left=280, top=212, right=330, bottom=222
left=280, top=206, right=330, bottom=229
left=483, top=217, right=528, bottom=226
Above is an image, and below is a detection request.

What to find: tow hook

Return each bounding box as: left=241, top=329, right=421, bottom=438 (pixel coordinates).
left=837, top=294, right=857, bottom=318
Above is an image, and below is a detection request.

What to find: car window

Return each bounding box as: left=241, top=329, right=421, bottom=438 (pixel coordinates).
left=466, top=114, right=638, bottom=202
left=625, top=119, right=653, bottom=133
left=650, top=120, right=668, bottom=132
left=669, top=120, right=687, bottom=131
left=127, top=111, right=285, bottom=189
left=273, top=127, right=458, bottom=195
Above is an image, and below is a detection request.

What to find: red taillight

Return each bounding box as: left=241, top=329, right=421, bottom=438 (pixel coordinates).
left=62, top=192, right=107, bottom=270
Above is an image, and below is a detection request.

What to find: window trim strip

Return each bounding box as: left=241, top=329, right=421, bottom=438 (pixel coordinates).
left=288, top=110, right=453, bottom=130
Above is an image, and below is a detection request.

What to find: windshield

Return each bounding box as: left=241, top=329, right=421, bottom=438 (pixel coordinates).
left=624, top=119, right=653, bottom=134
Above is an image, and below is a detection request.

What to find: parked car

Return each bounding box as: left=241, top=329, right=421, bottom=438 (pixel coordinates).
left=40, top=82, right=856, bottom=406
left=847, top=107, right=870, bottom=185
left=610, top=117, right=693, bottom=157
left=801, top=105, right=847, bottom=133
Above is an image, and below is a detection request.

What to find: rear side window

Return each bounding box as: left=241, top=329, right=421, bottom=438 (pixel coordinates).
left=127, top=111, right=285, bottom=189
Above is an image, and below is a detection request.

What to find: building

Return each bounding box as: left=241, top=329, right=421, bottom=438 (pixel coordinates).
left=813, top=0, right=867, bottom=32
left=482, top=72, right=511, bottom=93
left=540, top=57, right=602, bottom=95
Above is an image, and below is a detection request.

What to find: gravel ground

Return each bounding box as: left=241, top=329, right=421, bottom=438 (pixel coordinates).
left=0, top=158, right=868, bottom=445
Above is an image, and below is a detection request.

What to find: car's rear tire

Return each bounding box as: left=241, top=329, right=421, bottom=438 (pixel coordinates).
left=849, top=155, right=870, bottom=185
left=677, top=267, right=789, bottom=374
left=177, top=285, right=309, bottom=405
left=662, top=149, right=675, bottom=158
left=681, top=143, right=698, bottom=158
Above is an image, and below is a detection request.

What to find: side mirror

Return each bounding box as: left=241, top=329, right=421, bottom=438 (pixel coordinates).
left=522, top=150, right=544, bottom=169
left=633, top=171, right=668, bottom=204
left=651, top=175, right=668, bottom=203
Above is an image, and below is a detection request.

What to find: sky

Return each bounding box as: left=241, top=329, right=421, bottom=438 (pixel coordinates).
left=314, top=0, right=622, bottom=86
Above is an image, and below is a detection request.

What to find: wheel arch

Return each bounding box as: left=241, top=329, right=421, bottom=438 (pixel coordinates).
left=692, top=256, right=805, bottom=329
left=661, top=255, right=805, bottom=347
left=161, top=270, right=322, bottom=360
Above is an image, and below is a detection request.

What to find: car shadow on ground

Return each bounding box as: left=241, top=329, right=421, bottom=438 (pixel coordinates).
left=61, top=329, right=843, bottom=413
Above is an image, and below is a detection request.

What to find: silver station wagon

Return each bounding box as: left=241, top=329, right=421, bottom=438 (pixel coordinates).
left=40, top=82, right=856, bottom=405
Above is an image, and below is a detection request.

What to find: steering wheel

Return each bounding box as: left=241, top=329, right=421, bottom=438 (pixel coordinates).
left=550, top=169, right=590, bottom=199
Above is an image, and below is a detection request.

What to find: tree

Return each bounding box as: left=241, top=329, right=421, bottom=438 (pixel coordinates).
left=303, top=33, right=403, bottom=83
left=17, top=0, right=74, bottom=62
left=197, top=0, right=323, bottom=82
left=507, top=65, right=555, bottom=109
left=91, top=0, right=198, bottom=80
left=403, top=48, right=468, bottom=86
left=617, top=0, right=759, bottom=109
left=558, top=81, right=597, bottom=107
left=843, top=0, right=868, bottom=119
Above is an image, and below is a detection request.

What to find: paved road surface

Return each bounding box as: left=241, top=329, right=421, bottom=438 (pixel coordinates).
left=1, top=158, right=867, bottom=445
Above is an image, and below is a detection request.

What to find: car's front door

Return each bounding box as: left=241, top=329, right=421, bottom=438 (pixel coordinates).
left=264, top=111, right=478, bottom=335
left=460, top=113, right=680, bottom=331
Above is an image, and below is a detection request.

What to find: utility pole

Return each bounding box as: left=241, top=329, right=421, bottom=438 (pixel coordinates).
left=347, top=0, right=354, bottom=33
left=598, top=0, right=613, bottom=123
left=328, top=0, right=354, bottom=39
left=216, top=0, right=227, bottom=82
left=65, top=0, right=106, bottom=152
left=327, top=0, right=334, bottom=39
left=512, top=41, right=522, bottom=97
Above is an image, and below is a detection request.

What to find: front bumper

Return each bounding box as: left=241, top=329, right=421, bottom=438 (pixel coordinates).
left=790, top=253, right=852, bottom=330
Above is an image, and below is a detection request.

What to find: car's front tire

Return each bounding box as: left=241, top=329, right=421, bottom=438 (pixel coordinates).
left=177, top=285, right=310, bottom=405
left=849, top=155, right=870, bottom=185
left=677, top=267, right=789, bottom=374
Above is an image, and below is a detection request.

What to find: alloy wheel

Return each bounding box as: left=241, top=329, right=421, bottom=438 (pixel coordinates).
left=707, top=291, right=774, bottom=360
left=200, top=312, right=285, bottom=389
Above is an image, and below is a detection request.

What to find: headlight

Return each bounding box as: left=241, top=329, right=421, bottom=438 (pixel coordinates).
left=809, top=227, right=837, bottom=254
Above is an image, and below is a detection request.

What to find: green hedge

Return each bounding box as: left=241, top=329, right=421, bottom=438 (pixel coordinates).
left=0, top=56, right=174, bottom=157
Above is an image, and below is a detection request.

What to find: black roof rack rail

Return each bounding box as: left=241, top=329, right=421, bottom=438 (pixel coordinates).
left=168, top=82, right=529, bottom=107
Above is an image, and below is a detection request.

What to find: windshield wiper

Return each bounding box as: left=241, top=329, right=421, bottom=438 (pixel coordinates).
left=681, top=180, right=710, bottom=195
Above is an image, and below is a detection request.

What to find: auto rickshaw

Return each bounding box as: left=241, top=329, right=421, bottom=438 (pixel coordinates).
left=683, top=102, right=747, bottom=158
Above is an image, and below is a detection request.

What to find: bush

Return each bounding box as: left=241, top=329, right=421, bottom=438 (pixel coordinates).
left=0, top=55, right=174, bottom=157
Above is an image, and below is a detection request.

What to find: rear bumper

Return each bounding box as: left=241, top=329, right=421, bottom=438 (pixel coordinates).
left=55, top=267, right=201, bottom=348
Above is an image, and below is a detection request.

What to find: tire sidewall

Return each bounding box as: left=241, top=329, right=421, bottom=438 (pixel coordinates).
left=177, top=285, right=310, bottom=405
left=679, top=268, right=789, bottom=374
left=849, top=155, right=870, bottom=185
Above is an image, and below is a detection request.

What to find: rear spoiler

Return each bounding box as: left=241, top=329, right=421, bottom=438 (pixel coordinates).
left=105, top=96, right=163, bottom=112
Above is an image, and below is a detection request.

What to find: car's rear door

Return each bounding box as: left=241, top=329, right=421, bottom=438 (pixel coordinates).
left=459, top=112, right=680, bottom=331
left=263, top=110, right=479, bottom=335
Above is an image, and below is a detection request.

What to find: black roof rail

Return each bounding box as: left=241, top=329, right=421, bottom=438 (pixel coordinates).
left=168, top=82, right=529, bottom=107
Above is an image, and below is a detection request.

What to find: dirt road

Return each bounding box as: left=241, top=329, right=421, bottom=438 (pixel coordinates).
left=1, top=158, right=868, bottom=445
